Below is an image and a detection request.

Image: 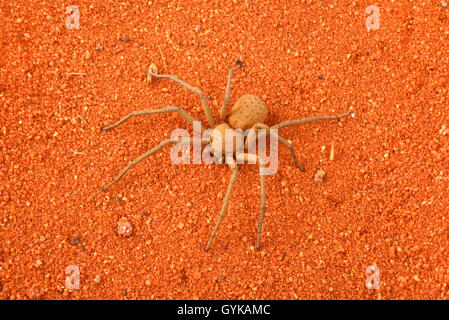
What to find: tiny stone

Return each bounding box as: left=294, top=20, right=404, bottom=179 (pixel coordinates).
left=94, top=275, right=101, bottom=283
left=95, top=44, right=103, bottom=51
left=117, top=217, right=133, bottom=236
left=314, top=169, right=326, bottom=182
left=442, top=1, right=448, bottom=7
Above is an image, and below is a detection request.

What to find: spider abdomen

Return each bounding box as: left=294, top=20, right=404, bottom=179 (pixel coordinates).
left=228, top=94, right=268, bottom=131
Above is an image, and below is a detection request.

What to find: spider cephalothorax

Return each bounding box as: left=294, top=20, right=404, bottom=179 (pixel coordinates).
left=209, top=94, right=268, bottom=157
left=101, top=61, right=353, bottom=251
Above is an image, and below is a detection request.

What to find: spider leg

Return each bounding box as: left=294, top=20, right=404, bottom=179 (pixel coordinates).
left=271, top=111, right=354, bottom=130
left=274, top=134, right=305, bottom=172
left=249, top=123, right=305, bottom=172
left=235, top=152, right=267, bottom=251
left=147, top=71, right=216, bottom=128
left=219, top=61, right=244, bottom=121
left=101, top=106, right=204, bottom=131
left=256, top=160, right=267, bottom=251
left=205, top=155, right=239, bottom=252
left=102, top=137, right=208, bottom=191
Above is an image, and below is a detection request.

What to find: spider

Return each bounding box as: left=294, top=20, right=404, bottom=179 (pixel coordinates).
left=101, top=61, right=353, bottom=251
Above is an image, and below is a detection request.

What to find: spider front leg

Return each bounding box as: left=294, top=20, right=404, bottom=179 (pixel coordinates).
left=219, top=60, right=244, bottom=121
left=102, top=137, right=209, bottom=191
left=101, top=106, right=204, bottom=131
left=271, top=111, right=354, bottom=130
left=205, top=155, right=239, bottom=252
left=146, top=71, right=216, bottom=128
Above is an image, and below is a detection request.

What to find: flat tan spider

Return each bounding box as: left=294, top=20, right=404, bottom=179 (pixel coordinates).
left=101, top=61, right=353, bottom=251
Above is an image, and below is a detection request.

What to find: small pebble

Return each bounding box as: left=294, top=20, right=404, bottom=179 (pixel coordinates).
left=314, top=169, right=326, bottom=182
left=117, top=217, right=133, bottom=236
left=94, top=275, right=101, bottom=283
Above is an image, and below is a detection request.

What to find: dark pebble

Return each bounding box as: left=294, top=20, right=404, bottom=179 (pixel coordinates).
left=69, top=236, right=80, bottom=246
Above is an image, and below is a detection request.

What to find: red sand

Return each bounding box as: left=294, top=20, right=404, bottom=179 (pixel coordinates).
left=0, top=0, right=448, bottom=299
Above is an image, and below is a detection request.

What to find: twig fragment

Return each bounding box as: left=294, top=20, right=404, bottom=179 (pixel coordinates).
left=70, top=149, right=86, bottom=155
